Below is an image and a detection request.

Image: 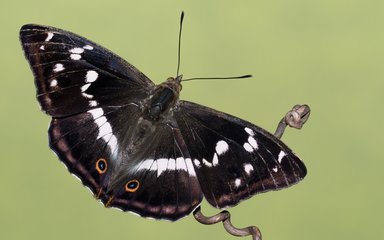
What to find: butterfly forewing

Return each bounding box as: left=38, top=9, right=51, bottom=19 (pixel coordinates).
left=174, top=101, right=306, bottom=208
left=20, top=24, right=153, bottom=117
left=21, top=24, right=203, bottom=220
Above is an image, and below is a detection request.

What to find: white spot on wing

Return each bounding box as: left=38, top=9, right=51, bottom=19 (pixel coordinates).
left=88, top=108, right=118, bottom=156
left=278, top=151, right=287, bottom=163
left=81, top=83, right=91, bottom=92
left=168, top=158, right=176, bottom=171
left=40, top=45, right=45, bottom=50
left=89, top=100, right=98, bottom=107
left=272, top=166, right=278, bottom=172
left=138, top=159, right=154, bottom=171
left=86, top=70, right=98, bottom=83
left=45, top=32, right=54, bottom=41
left=149, top=160, right=158, bottom=171
left=81, top=78, right=94, bottom=100
left=95, top=117, right=109, bottom=137
left=70, top=47, right=84, bottom=54
left=83, top=45, right=94, bottom=50
left=50, top=79, right=58, bottom=87
left=185, top=158, right=196, bottom=176
left=136, top=157, right=195, bottom=177
left=215, top=140, right=229, bottom=156
left=156, top=158, right=168, bottom=177
left=176, top=157, right=188, bottom=171
left=100, top=132, right=118, bottom=156
left=202, top=158, right=213, bottom=167
left=107, top=134, right=118, bottom=155
left=212, top=153, right=219, bottom=166
left=243, top=142, right=253, bottom=152
left=235, top=178, right=242, bottom=187
left=53, top=63, right=64, bottom=72
left=243, top=133, right=258, bottom=152
left=82, top=92, right=93, bottom=99
left=248, top=136, right=258, bottom=150
left=244, top=163, right=254, bottom=175
left=70, top=54, right=81, bottom=60
left=193, top=159, right=201, bottom=167
left=88, top=108, right=104, bottom=118
left=245, top=127, right=255, bottom=136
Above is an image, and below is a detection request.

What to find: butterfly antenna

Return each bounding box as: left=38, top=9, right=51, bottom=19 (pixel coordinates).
left=176, top=11, right=184, bottom=77
left=182, top=74, right=252, bottom=82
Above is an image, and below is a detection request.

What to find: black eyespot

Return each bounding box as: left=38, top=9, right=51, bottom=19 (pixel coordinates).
left=125, top=179, right=140, bottom=192
left=96, top=158, right=107, bottom=174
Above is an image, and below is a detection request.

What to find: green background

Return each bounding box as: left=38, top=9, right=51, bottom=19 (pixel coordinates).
left=1, top=0, right=383, bottom=239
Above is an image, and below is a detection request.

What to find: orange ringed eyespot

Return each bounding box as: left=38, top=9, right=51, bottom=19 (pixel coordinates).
left=125, top=180, right=140, bottom=192
left=96, top=158, right=107, bottom=174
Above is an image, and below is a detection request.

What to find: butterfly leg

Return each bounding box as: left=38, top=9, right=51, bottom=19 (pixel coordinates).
left=274, top=104, right=311, bottom=139
left=193, top=206, right=262, bottom=240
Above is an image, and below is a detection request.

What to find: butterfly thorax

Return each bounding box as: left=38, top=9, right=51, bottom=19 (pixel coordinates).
left=106, top=77, right=183, bottom=189
left=143, top=76, right=182, bottom=121
left=122, top=76, right=182, bottom=160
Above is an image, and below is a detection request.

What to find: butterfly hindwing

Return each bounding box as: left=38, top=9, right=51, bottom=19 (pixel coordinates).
left=174, top=101, right=306, bottom=208
left=20, top=24, right=154, bottom=117
left=106, top=123, right=203, bottom=220
left=49, top=103, right=202, bottom=220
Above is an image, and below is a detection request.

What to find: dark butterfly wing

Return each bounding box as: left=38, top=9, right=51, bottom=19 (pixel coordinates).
left=20, top=24, right=154, bottom=117
left=20, top=25, right=202, bottom=220
left=105, top=121, right=203, bottom=220
left=174, top=101, right=307, bottom=208
left=49, top=104, right=202, bottom=220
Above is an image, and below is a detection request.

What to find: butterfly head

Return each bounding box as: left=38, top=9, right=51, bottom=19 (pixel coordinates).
left=165, top=74, right=183, bottom=92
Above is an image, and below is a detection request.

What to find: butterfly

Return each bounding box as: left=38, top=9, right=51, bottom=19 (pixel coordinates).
left=20, top=22, right=307, bottom=222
